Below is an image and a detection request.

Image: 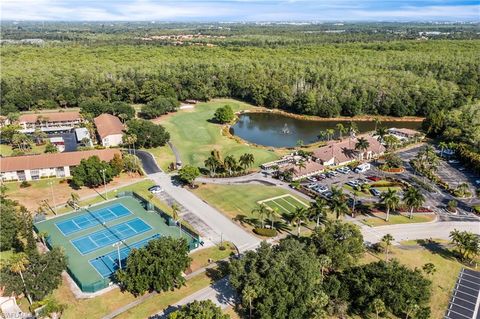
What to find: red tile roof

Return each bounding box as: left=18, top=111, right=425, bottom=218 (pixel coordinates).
left=18, top=111, right=81, bottom=123
left=313, top=135, right=385, bottom=164
left=0, top=149, right=121, bottom=172
left=280, top=161, right=325, bottom=178
left=94, top=114, right=124, bottom=140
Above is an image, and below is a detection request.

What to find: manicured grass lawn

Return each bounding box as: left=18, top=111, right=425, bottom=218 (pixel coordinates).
left=343, top=185, right=372, bottom=198
left=365, top=240, right=474, bottom=319
left=362, top=213, right=436, bottom=227
left=155, top=99, right=281, bottom=168
left=144, top=145, right=176, bottom=171
left=192, top=183, right=307, bottom=221
left=188, top=242, right=236, bottom=273
left=0, top=143, right=47, bottom=157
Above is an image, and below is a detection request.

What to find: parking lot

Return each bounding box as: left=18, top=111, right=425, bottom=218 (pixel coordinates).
left=300, top=165, right=388, bottom=201
left=435, top=158, right=479, bottom=191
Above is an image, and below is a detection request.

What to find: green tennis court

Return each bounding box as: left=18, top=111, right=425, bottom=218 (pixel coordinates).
left=34, top=193, right=200, bottom=293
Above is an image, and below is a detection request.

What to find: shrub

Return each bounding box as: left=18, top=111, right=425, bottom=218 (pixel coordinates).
left=20, top=180, right=31, bottom=188
left=253, top=228, right=278, bottom=237
left=473, top=206, right=480, bottom=215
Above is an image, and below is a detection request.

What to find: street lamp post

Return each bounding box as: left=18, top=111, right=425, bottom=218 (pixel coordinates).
left=113, top=242, right=122, bottom=269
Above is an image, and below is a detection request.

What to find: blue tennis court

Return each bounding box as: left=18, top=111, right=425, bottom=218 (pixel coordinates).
left=56, top=204, right=132, bottom=236
left=90, top=234, right=161, bottom=278
left=71, top=218, right=152, bottom=255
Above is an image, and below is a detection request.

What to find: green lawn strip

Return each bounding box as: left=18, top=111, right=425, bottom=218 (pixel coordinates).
left=375, top=186, right=403, bottom=192
left=156, top=99, right=280, bottom=168
left=343, top=185, right=372, bottom=197
left=362, top=214, right=435, bottom=227
left=280, top=195, right=308, bottom=208
left=143, top=145, right=176, bottom=172
left=366, top=242, right=474, bottom=318
left=264, top=200, right=291, bottom=216
left=188, top=242, right=236, bottom=273
left=5, top=178, right=63, bottom=194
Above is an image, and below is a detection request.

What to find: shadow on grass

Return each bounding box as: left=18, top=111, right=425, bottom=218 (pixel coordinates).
left=206, top=260, right=230, bottom=281
left=415, top=239, right=456, bottom=261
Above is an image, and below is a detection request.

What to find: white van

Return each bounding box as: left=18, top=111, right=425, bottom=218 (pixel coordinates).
left=354, top=163, right=371, bottom=173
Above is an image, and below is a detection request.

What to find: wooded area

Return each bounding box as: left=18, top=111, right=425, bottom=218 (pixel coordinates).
left=1, top=22, right=479, bottom=118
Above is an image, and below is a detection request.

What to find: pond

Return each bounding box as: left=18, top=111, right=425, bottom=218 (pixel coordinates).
left=230, top=112, right=422, bottom=148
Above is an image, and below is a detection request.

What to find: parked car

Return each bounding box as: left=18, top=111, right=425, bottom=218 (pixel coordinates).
left=148, top=185, right=163, bottom=194
left=346, top=180, right=359, bottom=187
left=448, top=159, right=460, bottom=164
left=370, top=188, right=382, bottom=196
left=314, top=185, right=329, bottom=193
left=307, top=176, right=317, bottom=182
left=322, top=191, right=333, bottom=199
left=475, top=180, right=480, bottom=185
left=367, top=176, right=381, bottom=181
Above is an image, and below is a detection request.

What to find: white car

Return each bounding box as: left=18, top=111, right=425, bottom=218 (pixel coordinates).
left=148, top=185, right=163, bottom=194
left=448, top=159, right=460, bottom=164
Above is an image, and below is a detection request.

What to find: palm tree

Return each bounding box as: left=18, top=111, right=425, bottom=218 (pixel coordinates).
left=383, top=135, right=399, bottom=151
left=355, top=137, right=370, bottom=160
left=290, top=207, right=308, bottom=236
left=239, top=153, right=255, bottom=172
left=267, top=207, right=280, bottom=229
left=456, top=182, right=470, bottom=197
left=403, top=187, right=425, bottom=219
left=70, top=192, right=80, bottom=209
left=439, top=141, right=448, bottom=157
left=296, top=159, right=306, bottom=173
left=326, top=129, right=335, bottom=141
left=376, top=126, right=388, bottom=142
left=348, top=121, right=358, bottom=137
left=381, top=233, right=394, bottom=261
left=204, top=156, right=220, bottom=177
left=252, top=204, right=269, bottom=228
left=380, top=188, right=400, bottom=221
left=242, top=285, right=257, bottom=319
left=330, top=186, right=349, bottom=220
left=9, top=253, right=33, bottom=304
left=317, top=130, right=327, bottom=141
left=223, top=155, right=237, bottom=175
left=309, top=198, right=329, bottom=227
left=336, top=123, right=346, bottom=139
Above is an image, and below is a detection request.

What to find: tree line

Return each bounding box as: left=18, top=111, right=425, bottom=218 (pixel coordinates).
left=1, top=40, right=478, bottom=119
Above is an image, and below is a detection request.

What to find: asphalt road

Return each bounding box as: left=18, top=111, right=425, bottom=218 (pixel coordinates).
left=133, top=150, right=161, bottom=174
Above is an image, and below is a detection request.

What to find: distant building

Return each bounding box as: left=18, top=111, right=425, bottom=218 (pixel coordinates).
left=75, top=128, right=92, bottom=146
left=313, top=135, right=385, bottom=166
left=387, top=128, right=423, bottom=141
left=0, top=149, right=121, bottom=181
left=94, top=114, right=124, bottom=147
left=279, top=160, right=325, bottom=181
left=0, top=116, right=10, bottom=128
left=18, top=111, right=82, bottom=134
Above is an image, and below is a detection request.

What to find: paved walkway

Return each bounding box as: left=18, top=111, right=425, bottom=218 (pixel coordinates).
left=167, top=141, right=182, bottom=167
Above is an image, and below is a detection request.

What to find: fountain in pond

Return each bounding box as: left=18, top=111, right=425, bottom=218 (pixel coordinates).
left=281, top=123, right=291, bottom=134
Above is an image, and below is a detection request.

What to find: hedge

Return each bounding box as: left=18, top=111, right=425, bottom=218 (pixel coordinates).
left=253, top=228, right=278, bottom=237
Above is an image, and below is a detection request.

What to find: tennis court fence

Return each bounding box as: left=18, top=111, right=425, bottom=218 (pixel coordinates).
left=117, top=191, right=201, bottom=249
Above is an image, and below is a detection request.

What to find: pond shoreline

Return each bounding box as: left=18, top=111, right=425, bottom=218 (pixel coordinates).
left=238, top=107, right=425, bottom=123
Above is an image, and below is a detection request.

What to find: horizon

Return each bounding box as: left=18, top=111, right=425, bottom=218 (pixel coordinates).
left=1, top=0, right=479, bottom=22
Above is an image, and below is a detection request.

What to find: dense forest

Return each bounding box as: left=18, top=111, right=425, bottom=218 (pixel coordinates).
left=1, top=22, right=479, bottom=118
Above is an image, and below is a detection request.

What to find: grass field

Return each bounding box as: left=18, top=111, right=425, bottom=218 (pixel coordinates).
left=362, top=213, right=436, bottom=227
left=0, top=143, right=47, bottom=157
left=259, top=194, right=308, bottom=216
left=192, top=184, right=307, bottom=221
left=154, top=99, right=281, bottom=168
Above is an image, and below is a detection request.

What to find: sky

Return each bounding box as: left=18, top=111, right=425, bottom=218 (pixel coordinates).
left=1, top=0, right=479, bottom=22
